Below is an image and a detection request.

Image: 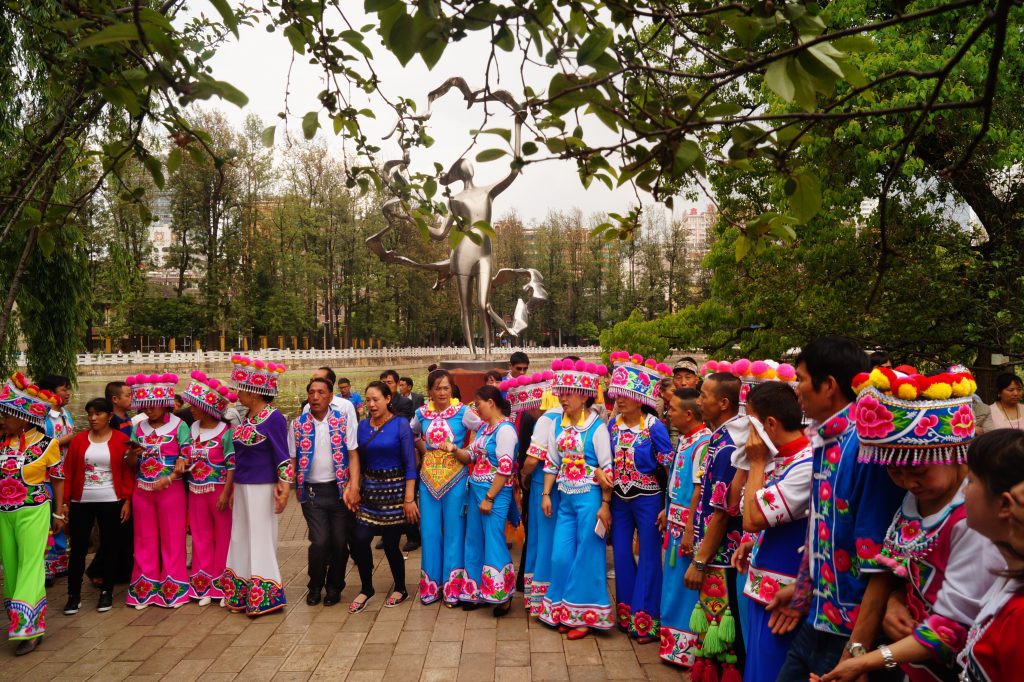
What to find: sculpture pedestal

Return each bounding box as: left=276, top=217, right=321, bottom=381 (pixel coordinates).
left=441, top=359, right=506, bottom=404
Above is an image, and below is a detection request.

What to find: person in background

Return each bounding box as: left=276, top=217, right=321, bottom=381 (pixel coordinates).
left=289, top=376, right=360, bottom=607
left=173, top=394, right=195, bottom=426
left=979, top=372, right=1024, bottom=432
left=508, top=351, right=530, bottom=378
left=62, top=397, right=133, bottom=616
left=337, top=377, right=364, bottom=419
left=380, top=370, right=415, bottom=420
left=658, top=388, right=710, bottom=668
left=0, top=374, right=63, bottom=655
left=461, top=385, right=518, bottom=616
left=350, top=381, right=418, bottom=611
left=124, top=373, right=191, bottom=610
left=484, top=370, right=504, bottom=388
left=105, top=381, right=134, bottom=436
left=869, top=350, right=893, bottom=369
left=224, top=356, right=292, bottom=616
left=399, top=377, right=425, bottom=410
left=772, top=337, right=905, bottom=680
left=731, top=382, right=814, bottom=682
left=181, top=372, right=237, bottom=607
left=38, top=374, right=74, bottom=585
left=672, top=358, right=700, bottom=390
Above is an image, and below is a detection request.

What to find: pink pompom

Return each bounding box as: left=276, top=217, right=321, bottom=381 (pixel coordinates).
left=657, top=363, right=671, bottom=375
left=216, top=385, right=229, bottom=396
left=253, top=359, right=265, bottom=370
left=521, top=375, right=533, bottom=386
left=190, top=370, right=204, bottom=381
left=550, top=359, right=562, bottom=371
left=542, top=370, right=555, bottom=381
left=705, top=360, right=720, bottom=372
left=733, top=359, right=751, bottom=375
left=631, top=354, right=643, bottom=364
left=163, top=373, right=177, bottom=383
left=777, top=363, right=796, bottom=381
left=499, top=379, right=511, bottom=391
left=572, top=359, right=585, bottom=372
left=147, top=373, right=160, bottom=383
left=228, top=392, right=238, bottom=402
left=579, top=363, right=593, bottom=374
left=750, top=360, right=768, bottom=376
left=644, top=359, right=657, bottom=369
left=531, top=372, right=543, bottom=383
left=208, top=378, right=220, bottom=389
left=595, top=364, right=609, bottom=377
left=717, top=361, right=733, bottom=374
left=125, top=376, right=136, bottom=386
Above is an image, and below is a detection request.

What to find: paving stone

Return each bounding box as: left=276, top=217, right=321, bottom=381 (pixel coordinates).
left=530, top=652, right=569, bottom=681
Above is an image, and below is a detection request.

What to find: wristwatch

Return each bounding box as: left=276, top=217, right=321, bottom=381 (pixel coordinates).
left=692, top=559, right=708, bottom=573
left=846, top=642, right=867, bottom=658
left=878, top=644, right=898, bottom=669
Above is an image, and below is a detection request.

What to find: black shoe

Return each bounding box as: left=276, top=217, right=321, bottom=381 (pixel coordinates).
left=462, top=602, right=479, bottom=611
left=14, top=637, right=40, bottom=656
left=493, top=600, right=512, bottom=618
left=63, top=596, right=81, bottom=615
left=44, top=578, right=54, bottom=589
left=402, top=540, right=420, bottom=552
left=374, top=539, right=385, bottom=550
left=97, top=591, right=113, bottom=612
left=323, top=592, right=341, bottom=607
left=306, top=590, right=322, bottom=606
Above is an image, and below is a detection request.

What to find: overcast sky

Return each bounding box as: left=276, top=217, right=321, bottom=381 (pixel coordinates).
left=205, top=9, right=694, bottom=225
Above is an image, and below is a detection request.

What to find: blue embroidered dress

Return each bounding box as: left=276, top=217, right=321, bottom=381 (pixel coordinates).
left=523, top=408, right=561, bottom=614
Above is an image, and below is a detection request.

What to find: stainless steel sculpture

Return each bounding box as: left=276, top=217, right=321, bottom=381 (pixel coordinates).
left=366, top=78, right=547, bottom=358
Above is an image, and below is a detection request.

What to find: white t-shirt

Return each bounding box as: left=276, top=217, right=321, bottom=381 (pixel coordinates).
left=81, top=439, right=117, bottom=503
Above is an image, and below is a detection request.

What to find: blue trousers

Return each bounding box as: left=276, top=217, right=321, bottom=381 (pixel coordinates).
left=526, top=484, right=559, bottom=615
left=465, top=484, right=514, bottom=604
left=540, top=487, right=612, bottom=629
left=775, top=621, right=847, bottom=681
left=744, top=596, right=797, bottom=682
left=611, top=493, right=663, bottom=638
left=418, top=478, right=468, bottom=605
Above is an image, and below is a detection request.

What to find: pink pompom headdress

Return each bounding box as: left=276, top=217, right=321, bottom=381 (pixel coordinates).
left=125, top=372, right=179, bottom=409
left=228, top=355, right=286, bottom=397
left=549, top=358, right=607, bottom=398
left=181, top=370, right=238, bottom=419
left=607, top=351, right=671, bottom=409
left=700, top=358, right=799, bottom=413
left=499, top=371, right=553, bottom=413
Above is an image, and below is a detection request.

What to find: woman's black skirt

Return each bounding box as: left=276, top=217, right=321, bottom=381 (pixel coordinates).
left=358, top=466, right=406, bottom=527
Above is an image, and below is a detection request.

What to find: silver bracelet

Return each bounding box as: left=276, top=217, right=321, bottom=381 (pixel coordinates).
left=878, top=644, right=898, bottom=669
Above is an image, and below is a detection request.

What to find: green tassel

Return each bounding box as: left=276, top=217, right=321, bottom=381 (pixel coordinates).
left=690, top=602, right=708, bottom=634
left=702, top=620, right=723, bottom=656
left=718, top=608, right=736, bottom=646
left=669, top=550, right=677, bottom=568
left=724, top=653, right=737, bottom=665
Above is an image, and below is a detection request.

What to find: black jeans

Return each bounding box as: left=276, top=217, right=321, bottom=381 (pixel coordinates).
left=67, top=500, right=124, bottom=595
left=352, top=523, right=405, bottom=596
left=775, top=621, right=848, bottom=680
left=301, top=483, right=354, bottom=595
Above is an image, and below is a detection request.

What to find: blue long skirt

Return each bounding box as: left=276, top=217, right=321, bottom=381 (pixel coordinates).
left=418, top=477, right=468, bottom=605
left=743, top=595, right=796, bottom=682
left=659, top=525, right=701, bottom=666
left=465, top=484, right=514, bottom=604
left=539, top=487, right=612, bottom=629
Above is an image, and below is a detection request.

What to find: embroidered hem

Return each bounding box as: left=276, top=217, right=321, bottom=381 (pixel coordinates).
left=223, top=569, right=286, bottom=616
left=5, top=598, right=45, bottom=640
left=659, top=625, right=699, bottom=667
left=126, top=574, right=189, bottom=607
left=529, top=580, right=550, bottom=616
left=418, top=570, right=441, bottom=604
left=188, top=570, right=226, bottom=599
left=539, top=599, right=614, bottom=629
left=466, top=563, right=515, bottom=604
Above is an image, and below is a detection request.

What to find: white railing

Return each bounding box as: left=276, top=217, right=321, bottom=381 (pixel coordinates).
left=17, top=346, right=603, bottom=368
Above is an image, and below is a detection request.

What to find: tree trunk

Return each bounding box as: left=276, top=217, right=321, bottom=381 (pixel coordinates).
left=0, top=227, right=39, bottom=352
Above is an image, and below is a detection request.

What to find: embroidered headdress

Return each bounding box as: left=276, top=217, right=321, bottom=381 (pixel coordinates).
left=550, top=358, right=607, bottom=397
left=228, top=355, right=286, bottom=397
left=182, top=370, right=237, bottom=419
left=0, top=373, right=60, bottom=428
left=701, top=358, right=798, bottom=407
left=852, top=365, right=977, bottom=466
left=607, top=351, right=671, bottom=409
left=125, top=372, right=178, bottom=409
left=500, top=371, right=553, bottom=413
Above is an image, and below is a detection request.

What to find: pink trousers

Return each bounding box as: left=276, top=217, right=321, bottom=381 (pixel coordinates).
left=187, top=488, right=232, bottom=599
left=126, top=482, right=189, bottom=607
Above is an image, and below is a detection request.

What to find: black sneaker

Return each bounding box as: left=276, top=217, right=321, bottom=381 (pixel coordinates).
left=374, top=539, right=385, bottom=550
left=97, top=591, right=113, bottom=612
left=63, top=596, right=81, bottom=615
left=402, top=540, right=421, bottom=552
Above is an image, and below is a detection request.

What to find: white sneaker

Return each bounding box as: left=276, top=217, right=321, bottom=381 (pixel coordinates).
left=171, top=602, right=183, bottom=609
left=198, top=597, right=211, bottom=607
left=219, top=598, right=226, bottom=608
left=135, top=603, right=149, bottom=611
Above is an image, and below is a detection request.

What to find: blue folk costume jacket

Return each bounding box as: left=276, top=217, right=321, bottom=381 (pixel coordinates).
left=292, top=408, right=350, bottom=502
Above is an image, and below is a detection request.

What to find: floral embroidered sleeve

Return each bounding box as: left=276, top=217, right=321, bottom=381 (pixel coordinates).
left=913, top=614, right=968, bottom=663
left=175, top=420, right=193, bottom=460
left=527, top=415, right=553, bottom=462
left=755, top=459, right=813, bottom=527
left=495, top=426, right=518, bottom=477
left=22, top=436, right=61, bottom=486
left=707, top=443, right=738, bottom=513
left=649, top=418, right=674, bottom=468
left=277, top=459, right=295, bottom=484
left=593, top=422, right=613, bottom=475
left=47, top=454, right=65, bottom=480
left=221, top=429, right=236, bottom=470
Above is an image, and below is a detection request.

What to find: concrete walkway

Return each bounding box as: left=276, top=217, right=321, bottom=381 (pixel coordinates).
left=1, top=503, right=687, bottom=681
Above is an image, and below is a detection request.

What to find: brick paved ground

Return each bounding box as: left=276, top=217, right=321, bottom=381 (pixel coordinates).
left=0, top=503, right=688, bottom=681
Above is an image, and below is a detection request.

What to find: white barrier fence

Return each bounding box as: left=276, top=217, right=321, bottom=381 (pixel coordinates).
left=16, top=346, right=603, bottom=368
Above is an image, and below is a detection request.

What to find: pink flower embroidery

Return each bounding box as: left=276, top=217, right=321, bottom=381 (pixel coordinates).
left=759, top=575, right=780, bottom=602
left=826, top=445, right=842, bottom=465
left=854, top=394, right=894, bottom=439
left=900, top=520, right=922, bottom=542
left=0, top=478, right=28, bottom=507
left=503, top=570, right=515, bottom=594
left=191, top=461, right=213, bottom=481
left=950, top=405, right=974, bottom=438
left=823, top=416, right=849, bottom=438
left=250, top=374, right=267, bottom=386
left=481, top=574, right=496, bottom=596
left=818, top=521, right=830, bottom=542
left=703, top=574, right=726, bottom=599
left=821, top=562, right=836, bottom=584
left=134, top=579, right=153, bottom=598
left=160, top=581, right=180, bottom=601
left=582, top=609, right=600, bottom=626
left=856, top=537, right=882, bottom=560
left=823, top=602, right=843, bottom=626
left=249, top=584, right=265, bottom=605
left=914, top=414, right=939, bottom=437
left=834, top=549, right=852, bottom=573
left=633, top=611, right=653, bottom=635
left=710, top=481, right=728, bottom=506
left=819, top=481, right=832, bottom=502
left=140, top=457, right=163, bottom=478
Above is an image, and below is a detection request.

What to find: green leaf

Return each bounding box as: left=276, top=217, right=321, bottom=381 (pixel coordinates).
left=521, top=141, right=538, bottom=155
left=209, top=0, right=239, bottom=37
left=735, top=235, right=752, bottom=261
left=577, top=27, right=612, bottom=66
left=283, top=24, right=306, bottom=55
left=765, top=58, right=794, bottom=102
left=475, top=148, right=507, bottom=162
left=494, top=25, right=515, bottom=52
left=673, top=140, right=702, bottom=174
left=388, top=13, right=416, bottom=65
left=302, top=111, right=320, bottom=140
left=166, top=147, right=182, bottom=174
left=787, top=171, right=822, bottom=223
left=76, top=22, right=139, bottom=49
left=365, top=0, right=400, bottom=10
left=261, top=125, right=276, bottom=148
left=424, top=177, right=437, bottom=198
left=210, top=80, right=248, bottom=107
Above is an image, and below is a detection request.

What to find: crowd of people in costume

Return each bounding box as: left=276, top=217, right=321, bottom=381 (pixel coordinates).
left=0, top=340, right=1022, bottom=682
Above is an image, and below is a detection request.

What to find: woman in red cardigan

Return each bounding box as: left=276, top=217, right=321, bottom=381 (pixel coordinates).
left=61, top=397, right=134, bottom=615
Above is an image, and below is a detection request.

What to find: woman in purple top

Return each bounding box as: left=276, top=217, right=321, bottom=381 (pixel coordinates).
left=223, top=356, right=293, bottom=616
left=348, top=381, right=418, bottom=612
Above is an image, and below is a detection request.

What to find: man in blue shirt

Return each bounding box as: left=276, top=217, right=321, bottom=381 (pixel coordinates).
left=337, top=377, right=363, bottom=419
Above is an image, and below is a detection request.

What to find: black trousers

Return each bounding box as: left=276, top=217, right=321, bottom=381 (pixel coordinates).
left=352, top=523, right=405, bottom=595
left=301, top=483, right=355, bottom=594
left=67, top=500, right=124, bottom=595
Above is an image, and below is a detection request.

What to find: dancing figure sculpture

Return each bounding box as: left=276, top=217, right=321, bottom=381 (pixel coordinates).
left=366, top=78, right=547, bottom=358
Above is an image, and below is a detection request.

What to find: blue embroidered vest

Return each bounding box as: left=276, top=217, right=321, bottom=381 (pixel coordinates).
left=292, top=409, right=349, bottom=502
